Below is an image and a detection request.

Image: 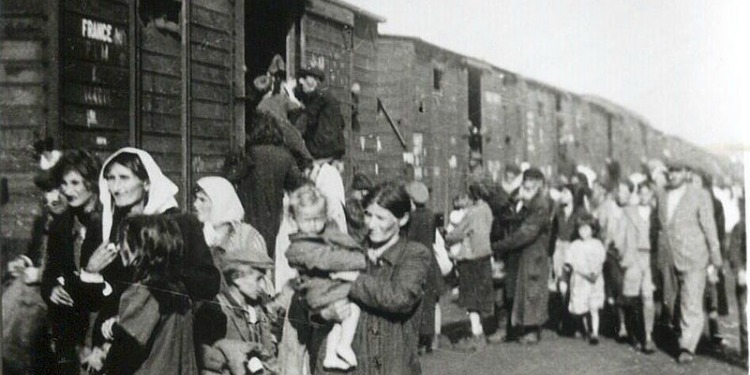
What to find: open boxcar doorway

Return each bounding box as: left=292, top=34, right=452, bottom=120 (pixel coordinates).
left=245, top=0, right=303, bottom=106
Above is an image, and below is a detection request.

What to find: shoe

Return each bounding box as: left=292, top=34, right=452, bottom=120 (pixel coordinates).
left=518, top=332, right=540, bottom=345
left=452, top=334, right=487, bottom=352
left=642, top=339, right=655, bottom=354
left=486, top=331, right=509, bottom=344
left=589, top=336, right=600, bottom=346
left=677, top=350, right=694, bottom=364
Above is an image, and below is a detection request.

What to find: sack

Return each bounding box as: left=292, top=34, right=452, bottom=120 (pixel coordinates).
left=433, top=229, right=454, bottom=276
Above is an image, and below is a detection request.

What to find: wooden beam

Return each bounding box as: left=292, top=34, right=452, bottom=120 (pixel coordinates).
left=377, top=97, right=406, bottom=150
left=181, top=0, right=193, bottom=207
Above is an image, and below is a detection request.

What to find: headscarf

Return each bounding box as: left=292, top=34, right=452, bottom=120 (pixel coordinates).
left=195, top=176, right=245, bottom=247
left=99, top=147, right=179, bottom=241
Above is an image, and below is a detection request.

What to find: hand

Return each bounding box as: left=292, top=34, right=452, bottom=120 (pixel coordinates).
left=319, top=299, right=351, bottom=322
left=331, top=271, right=360, bottom=282
left=739, top=269, right=746, bottom=287
left=101, top=317, right=119, bottom=340
left=50, top=285, right=74, bottom=306
left=707, top=264, right=719, bottom=284
left=85, top=243, right=118, bottom=274
left=81, top=345, right=108, bottom=373
left=22, top=266, right=41, bottom=284
left=559, top=281, right=568, bottom=295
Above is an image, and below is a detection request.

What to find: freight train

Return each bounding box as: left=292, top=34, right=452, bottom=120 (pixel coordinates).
left=0, top=0, right=737, bottom=252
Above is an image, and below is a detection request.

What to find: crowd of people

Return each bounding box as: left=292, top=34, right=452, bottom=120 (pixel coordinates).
left=1, top=55, right=747, bottom=375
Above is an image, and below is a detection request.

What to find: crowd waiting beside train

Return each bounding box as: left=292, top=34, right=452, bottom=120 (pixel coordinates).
left=2, top=60, right=747, bottom=375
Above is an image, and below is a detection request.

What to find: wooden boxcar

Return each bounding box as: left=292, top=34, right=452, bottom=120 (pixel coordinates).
left=359, top=35, right=470, bottom=215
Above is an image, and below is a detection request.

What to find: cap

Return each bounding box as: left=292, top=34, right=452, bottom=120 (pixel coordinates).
left=405, top=181, right=429, bottom=204
left=253, top=75, right=271, bottom=93
left=523, top=167, right=545, bottom=182
left=218, top=227, right=274, bottom=271
left=298, top=66, right=325, bottom=82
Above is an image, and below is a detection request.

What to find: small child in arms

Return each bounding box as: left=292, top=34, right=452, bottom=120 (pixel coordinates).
left=285, top=185, right=367, bottom=370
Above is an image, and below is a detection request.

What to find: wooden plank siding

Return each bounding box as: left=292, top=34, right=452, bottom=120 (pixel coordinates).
left=0, top=0, right=51, bottom=259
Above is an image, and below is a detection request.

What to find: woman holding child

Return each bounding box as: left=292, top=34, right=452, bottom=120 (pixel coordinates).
left=299, top=181, right=432, bottom=374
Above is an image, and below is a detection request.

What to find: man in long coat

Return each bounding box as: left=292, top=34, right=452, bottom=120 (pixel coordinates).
left=492, top=168, right=552, bottom=344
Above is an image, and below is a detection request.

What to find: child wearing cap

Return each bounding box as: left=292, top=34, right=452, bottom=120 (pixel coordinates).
left=285, top=185, right=366, bottom=370
left=196, top=223, right=279, bottom=375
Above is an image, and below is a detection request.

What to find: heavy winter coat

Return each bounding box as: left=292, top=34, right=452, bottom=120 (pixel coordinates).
left=237, top=144, right=306, bottom=257
left=492, top=192, right=552, bottom=327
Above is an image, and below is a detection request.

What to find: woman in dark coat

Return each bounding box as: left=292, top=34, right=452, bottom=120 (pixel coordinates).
left=235, top=112, right=307, bottom=258
left=73, top=148, right=220, bottom=354
left=40, top=150, right=102, bottom=374
left=492, top=168, right=552, bottom=344
left=302, top=181, right=432, bottom=374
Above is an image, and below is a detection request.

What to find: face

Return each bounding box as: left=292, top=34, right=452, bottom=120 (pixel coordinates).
left=106, top=163, right=148, bottom=207
left=615, top=183, right=631, bottom=206
left=232, top=265, right=267, bottom=301
left=560, top=188, right=573, bottom=205
left=668, top=169, right=687, bottom=188
left=60, top=170, right=94, bottom=208
left=639, top=186, right=654, bottom=206
left=592, top=183, right=606, bottom=203
left=193, top=190, right=213, bottom=223
left=365, top=202, right=404, bottom=244
left=44, top=189, right=68, bottom=215
left=294, top=206, right=327, bottom=234
left=578, top=224, right=593, bottom=239
left=298, top=75, right=318, bottom=94
left=519, top=179, right=541, bottom=202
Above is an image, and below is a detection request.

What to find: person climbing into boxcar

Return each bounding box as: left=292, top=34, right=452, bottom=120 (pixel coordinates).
left=492, top=168, right=552, bottom=345
left=405, top=181, right=443, bottom=354
left=292, top=66, right=348, bottom=232
left=254, top=54, right=313, bottom=171
left=447, top=180, right=495, bottom=351
left=236, top=112, right=307, bottom=258
left=70, top=148, right=220, bottom=371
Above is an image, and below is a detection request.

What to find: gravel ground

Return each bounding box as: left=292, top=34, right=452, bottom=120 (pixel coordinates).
left=421, top=282, right=747, bottom=375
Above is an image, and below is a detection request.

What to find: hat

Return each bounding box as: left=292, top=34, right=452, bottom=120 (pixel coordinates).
left=405, top=181, right=429, bottom=204
left=219, top=227, right=274, bottom=271
left=267, top=54, right=286, bottom=75
left=668, top=162, right=690, bottom=172
left=298, top=66, right=325, bottom=81
left=253, top=75, right=271, bottom=93
left=523, top=167, right=545, bottom=182
left=351, top=173, right=374, bottom=191
left=33, top=169, right=57, bottom=192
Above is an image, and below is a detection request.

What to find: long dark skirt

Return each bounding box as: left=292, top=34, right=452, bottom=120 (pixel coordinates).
left=457, top=256, right=495, bottom=316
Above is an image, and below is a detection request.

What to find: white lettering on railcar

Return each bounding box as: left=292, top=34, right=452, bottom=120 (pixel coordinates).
left=81, top=18, right=113, bottom=43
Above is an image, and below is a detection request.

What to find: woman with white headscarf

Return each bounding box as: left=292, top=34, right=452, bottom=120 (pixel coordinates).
left=192, top=176, right=269, bottom=280
left=73, top=148, right=220, bottom=356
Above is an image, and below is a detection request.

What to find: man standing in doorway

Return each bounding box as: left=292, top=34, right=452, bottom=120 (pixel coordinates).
left=658, top=163, right=722, bottom=364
